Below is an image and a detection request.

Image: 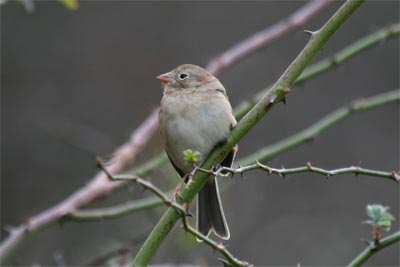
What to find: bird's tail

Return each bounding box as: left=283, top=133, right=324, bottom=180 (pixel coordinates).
left=196, top=177, right=230, bottom=240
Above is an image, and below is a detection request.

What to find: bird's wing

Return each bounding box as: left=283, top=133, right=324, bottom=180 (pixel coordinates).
left=166, top=151, right=186, bottom=178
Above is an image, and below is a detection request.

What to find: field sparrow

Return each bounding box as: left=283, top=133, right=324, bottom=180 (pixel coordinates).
left=158, top=64, right=237, bottom=240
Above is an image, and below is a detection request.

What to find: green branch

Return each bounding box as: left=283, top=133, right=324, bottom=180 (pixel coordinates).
left=117, top=22, right=400, bottom=189
left=296, top=23, right=400, bottom=84
left=348, top=231, right=400, bottom=267
left=64, top=89, right=399, bottom=223
left=95, top=160, right=249, bottom=266
left=129, top=22, right=400, bottom=181
left=239, top=89, right=400, bottom=165
left=69, top=197, right=165, bottom=222
left=234, top=22, right=400, bottom=119
left=132, top=1, right=365, bottom=266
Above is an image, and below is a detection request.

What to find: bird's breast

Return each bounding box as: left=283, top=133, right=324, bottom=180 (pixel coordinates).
left=160, top=90, right=234, bottom=172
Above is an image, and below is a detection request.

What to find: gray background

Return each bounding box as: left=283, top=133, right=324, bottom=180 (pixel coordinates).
left=1, top=1, right=399, bottom=266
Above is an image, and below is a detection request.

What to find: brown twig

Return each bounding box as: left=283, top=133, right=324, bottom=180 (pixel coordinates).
left=206, top=0, right=334, bottom=75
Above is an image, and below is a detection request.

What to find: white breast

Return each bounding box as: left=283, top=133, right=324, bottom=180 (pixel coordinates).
left=160, top=89, right=235, bottom=173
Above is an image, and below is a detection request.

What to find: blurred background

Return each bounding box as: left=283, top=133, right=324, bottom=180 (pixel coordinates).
left=1, top=1, right=399, bottom=266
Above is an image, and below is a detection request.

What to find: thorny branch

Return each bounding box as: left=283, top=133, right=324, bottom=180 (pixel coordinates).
left=132, top=1, right=366, bottom=266
left=96, top=159, right=250, bottom=267
left=197, top=162, right=399, bottom=183
left=348, top=231, right=400, bottom=267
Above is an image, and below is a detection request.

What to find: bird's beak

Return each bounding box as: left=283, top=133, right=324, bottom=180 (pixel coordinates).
left=156, top=72, right=172, bottom=84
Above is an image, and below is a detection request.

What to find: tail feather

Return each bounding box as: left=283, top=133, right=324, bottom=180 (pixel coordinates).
left=196, top=145, right=237, bottom=241
left=197, top=178, right=230, bottom=240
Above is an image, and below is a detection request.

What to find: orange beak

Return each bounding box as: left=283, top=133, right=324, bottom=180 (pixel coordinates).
left=156, top=72, right=172, bottom=84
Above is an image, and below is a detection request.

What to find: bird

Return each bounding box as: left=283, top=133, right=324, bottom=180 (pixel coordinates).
left=157, top=64, right=237, bottom=240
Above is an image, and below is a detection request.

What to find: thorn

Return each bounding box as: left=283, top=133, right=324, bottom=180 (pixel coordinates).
left=217, top=257, right=229, bottom=266
left=268, top=170, right=273, bottom=176
left=304, top=30, right=313, bottom=36
left=391, top=171, right=400, bottom=182
left=304, top=29, right=319, bottom=37
left=139, top=184, right=147, bottom=192
left=327, top=56, right=339, bottom=67
left=283, top=87, right=291, bottom=95
left=306, top=134, right=319, bottom=143
left=306, top=162, right=312, bottom=169
left=360, top=238, right=372, bottom=246
left=95, top=156, right=104, bottom=169
left=238, top=163, right=244, bottom=178
left=349, top=98, right=364, bottom=111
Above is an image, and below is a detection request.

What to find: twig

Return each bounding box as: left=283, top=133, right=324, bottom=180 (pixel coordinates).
left=95, top=159, right=186, bottom=214
left=239, top=89, right=400, bottom=165
left=206, top=0, right=334, bottom=76
left=133, top=1, right=365, bottom=266
left=0, top=111, right=159, bottom=265
left=82, top=231, right=150, bottom=266
left=234, top=22, right=400, bottom=119
left=296, top=23, right=400, bottom=84
left=69, top=197, right=167, bottom=222
left=96, top=161, right=249, bottom=267
left=347, top=231, right=400, bottom=267
left=180, top=216, right=250, bottom=267
left=199, top=162, right=399, bottom=182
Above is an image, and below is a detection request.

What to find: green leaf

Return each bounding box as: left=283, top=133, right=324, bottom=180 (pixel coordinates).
left=58, top=0, right=79, bottom=10
left=365, top=204, right=395, bottom=232
left=183, top=149, right=202, bottom=165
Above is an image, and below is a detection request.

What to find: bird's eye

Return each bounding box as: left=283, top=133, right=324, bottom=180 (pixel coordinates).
left=178, top=73, right=188, bottom=80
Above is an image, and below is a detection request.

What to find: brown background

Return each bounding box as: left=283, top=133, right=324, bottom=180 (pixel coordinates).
left=1, top=1, right=399, bottom=266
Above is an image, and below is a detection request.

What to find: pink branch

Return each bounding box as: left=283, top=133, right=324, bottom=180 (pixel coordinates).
left=206, top=0, right=333, bottom=76
left=0, top=110, right=159, bottom=263
left=0, top=0, right=333, bottom=263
